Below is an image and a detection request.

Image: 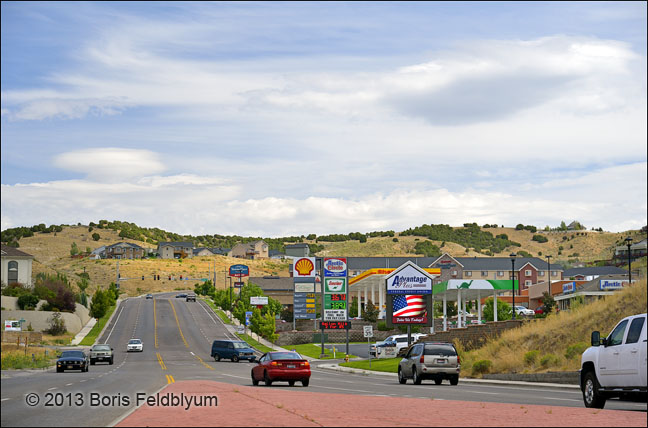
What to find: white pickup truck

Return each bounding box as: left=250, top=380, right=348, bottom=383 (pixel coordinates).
left=580, top=313, right=647, bottom=408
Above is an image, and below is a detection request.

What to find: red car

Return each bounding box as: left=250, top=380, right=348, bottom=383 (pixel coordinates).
left=251, top=351, right=310, bottom=387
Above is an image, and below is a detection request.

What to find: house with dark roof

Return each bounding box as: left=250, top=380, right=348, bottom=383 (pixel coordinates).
left=563, top=266, right=628, bottom=281
left=105, top=242, right=146, bottom=259
left=157, top=242, right=194, bottom=259
left=193, top=248, right=215, bottom=257
left=1, top=244, right=34, bottom=288
left=285, top=243, right=310, bottom=258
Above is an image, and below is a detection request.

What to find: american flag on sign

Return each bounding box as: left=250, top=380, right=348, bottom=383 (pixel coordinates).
left=393, top=295, right=426, bottom=317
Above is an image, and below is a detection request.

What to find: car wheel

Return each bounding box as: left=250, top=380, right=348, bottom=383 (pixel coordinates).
left=90, top=359, right=95, bottom=365
left=434, top=378, right=442, bottom=385
left=214, top=354, right=221, bottom=362
left=251, top=372, right=259, bottom=386
left=583, top=371, right=606, bottom=409
left=109, top=358, right=114, bottom=365
left=302, top=379, right=309, bottom=387
left=450, top=375, right=459, bottom=386
left=232, top=355, right=239, bottom=363
left=264, top=371, right=273, bottom=386
left=413, top=367, right=422, bottom=385
left=57, top=367, right=62, bottom=373
left=289, top=381, right=295, bottom=387
left=398, top=367, right=407, bottom=384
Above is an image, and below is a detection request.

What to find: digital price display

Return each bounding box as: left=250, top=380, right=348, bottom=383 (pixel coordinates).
left=325, top=294, right=347, bottom=310
left=319, top=321, right=351, bottom=330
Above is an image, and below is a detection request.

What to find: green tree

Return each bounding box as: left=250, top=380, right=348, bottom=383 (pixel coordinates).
left=249, top=307, right=264, bottom=335
left=482, top=297, right=512, bottom=322
left=17, top=293, right=39, bottom=310
left=70, top=242, right=79, bottom=256
left=90, top=289, right=109, bottom=319
left=362, top=300, right=379, bottom=323
left=434, top=300, right=458, bottom=317
left=348, top=297, right=358, bottom=318
left=541, top=291, right=556, bottom=313
left=259, top=312, right=278, bottom=343
left=92, top=233, right=101, bottom=241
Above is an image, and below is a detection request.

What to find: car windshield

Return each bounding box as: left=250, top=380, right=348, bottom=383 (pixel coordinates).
left=424, top=345, right=456, bottom=356
left=60, top=351, right=84, bottom=359
left=269, top=352, right=302, bottom=360
left=232, top=342, right=249, bottom=349
left=128, top=339, right=141, bottom=344
left=93, top=345, right=111, bottom=351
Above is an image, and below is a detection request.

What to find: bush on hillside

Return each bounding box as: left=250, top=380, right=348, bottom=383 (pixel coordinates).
left=472, top=359, right=492, bottom=375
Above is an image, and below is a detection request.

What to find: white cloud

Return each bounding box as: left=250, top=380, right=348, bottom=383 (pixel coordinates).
left=53, top=148, right=166, bottom=181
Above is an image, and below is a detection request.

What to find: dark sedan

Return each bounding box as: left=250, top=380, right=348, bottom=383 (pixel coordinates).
left=57, top=350, right=90, bottom=373
left=251, top=351, right=310, bottom=387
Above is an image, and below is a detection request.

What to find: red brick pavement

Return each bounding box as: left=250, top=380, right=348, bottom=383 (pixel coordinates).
left=117, top=380, right=647, bottom=427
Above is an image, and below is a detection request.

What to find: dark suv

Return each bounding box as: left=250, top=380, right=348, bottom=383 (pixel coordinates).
left=186, top=293, right=196, bottom=302
left=398, top=342, right=460, bottom=385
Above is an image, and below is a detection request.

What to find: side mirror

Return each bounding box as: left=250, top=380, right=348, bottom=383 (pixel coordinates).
left=591, top=331, right=600, bottom=346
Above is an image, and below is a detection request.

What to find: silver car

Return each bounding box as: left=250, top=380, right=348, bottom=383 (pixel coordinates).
left=89, top=344, right=114, bottom=365
left=398, top=342, right=460, bottom=385
left=127, top=339, right=144, bottom=352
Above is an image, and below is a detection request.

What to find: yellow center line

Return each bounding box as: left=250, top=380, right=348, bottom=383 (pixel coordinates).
left=194, top=354, right=215, bottom=370
left=156, top=352, right=167, bottom=370
left=166, top=374, right=175, bottom=384
left=154, top=299, right=158, bottom=349
left=168, top=299, right=189, bottom=348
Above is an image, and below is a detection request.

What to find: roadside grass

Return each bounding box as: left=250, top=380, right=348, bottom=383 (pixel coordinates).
left=462, top=279, right=647, bottom=377
left=200, top=297, right=231, bottom=324
left=290, top=343, right=357, bottom=360
left=340, top=357, right=400, bottom=373
left=1, top=345, right=56, bottom=370
left=236, top=333, right=274, bottom=354
left=40, top=332, right=75, bottom=346
left=79, top=304, right=116, bottom=346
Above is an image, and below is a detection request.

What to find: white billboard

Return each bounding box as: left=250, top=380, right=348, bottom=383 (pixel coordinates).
left=385, top=262, right=433, bottom=295
left=250, top=297, right=269, bottom=305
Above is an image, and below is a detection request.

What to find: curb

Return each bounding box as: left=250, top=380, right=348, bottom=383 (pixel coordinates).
left=316, top=364, right=581, bottom=389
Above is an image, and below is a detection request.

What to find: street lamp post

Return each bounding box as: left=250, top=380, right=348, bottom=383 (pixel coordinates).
left=625, top=237, right=633, bottom=283
left=545, top=255, right=552, bottom=301
left=510, top=253, right=517, bottom=320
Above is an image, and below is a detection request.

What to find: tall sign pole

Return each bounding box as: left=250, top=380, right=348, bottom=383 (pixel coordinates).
left=323, top=257, right=349, bottom=355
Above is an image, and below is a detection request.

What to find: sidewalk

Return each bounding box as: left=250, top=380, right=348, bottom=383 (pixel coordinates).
left=114, top=380, right=646, bottom=427
left=70, top=318, right=97, bottom=346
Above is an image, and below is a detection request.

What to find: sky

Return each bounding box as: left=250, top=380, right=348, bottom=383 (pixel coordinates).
left=1, top=1, right=646, bottom=237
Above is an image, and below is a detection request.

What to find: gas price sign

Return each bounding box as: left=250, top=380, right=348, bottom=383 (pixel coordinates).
left=324, top=294, right=347, bottom=310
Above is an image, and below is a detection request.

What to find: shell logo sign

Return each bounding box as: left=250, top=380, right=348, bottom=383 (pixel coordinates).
left=294, top=257, right=316, bottom=277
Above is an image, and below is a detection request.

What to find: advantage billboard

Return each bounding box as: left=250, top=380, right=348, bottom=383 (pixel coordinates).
left=386, top=294, right=433, bottom=326
left=385, top=262, right=433, bottom=295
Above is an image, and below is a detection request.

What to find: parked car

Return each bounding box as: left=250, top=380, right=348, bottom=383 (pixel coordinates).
left=251, top=351, right=311, bottom=387
left=57, top=350, right=90, bottom=373
left=186, top=293, right=196, bottom=302
left=211, top=340, right=256, bottom=362
left=127, top=339, right=143, bottom=352
left=514, top=306, right=535, bottom=316
left=145, top=294, right=153, bottom=299
left=370, top=333, right=426, bottom=357
left=580, top=313, right=647, bottom=408
left=398, top=342, right=460, bottom=385
left=89, top=344, right=114, bottom=365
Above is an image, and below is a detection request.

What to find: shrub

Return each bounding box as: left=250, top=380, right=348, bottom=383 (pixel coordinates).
left=1, top=283, right=30, bottom=297
left=92, top=233, right=101, bottom=241
left=472, top=359, right=492, bottom=375
left=45, top=312, right=67, bottom=336
left=17, top=293, right=39, bottom=310
left=540, top=354, right=560, bottom=368
left=377, top=320, right=389, bottom=331
left=532, top=235, right=548, bottom=243
left=565, top=342, right=589, bottom=360
left=524, top=350, right=540, bottom=366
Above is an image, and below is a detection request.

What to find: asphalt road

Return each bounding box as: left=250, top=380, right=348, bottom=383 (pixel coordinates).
left=2, top=294, right=645, bottom=427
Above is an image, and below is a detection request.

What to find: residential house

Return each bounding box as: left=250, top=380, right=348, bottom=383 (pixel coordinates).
left=229, top=241, right=269, bottom=259
left=285, top=243, right=310, bottom=258
left=193, top=248, right=215, bottom=257
left=1, top=244, right=34, bottom=288
left=105, top=242, right=146, bottom=260
left=90, top=246, right=106, bottom=260
left=157, top=242, right=194, bottom=259
left=210, top=247, right=230, bottom=256
left=269, top=250, right=288, bottom=260
left=614, top=238, right=647, bottom=263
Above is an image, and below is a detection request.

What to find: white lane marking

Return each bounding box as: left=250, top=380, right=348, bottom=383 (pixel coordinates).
left=80, top=380, right=86, bottom=383
left=541, top=397, right=583, bottom=402
left=47, top=387, right=57, bottom=391
left=190, top=352, right=195, bottom=356
left=465, top=391, right=499, bottom=395
left=65, top=383, right=73, bottom=386
left=310, top=385, right=374, bottom=394
left=1, top=398, right=11, bottom=402
left=105, top=304, right=126, bottom=343
left=220, top=374, right=249, bottom=380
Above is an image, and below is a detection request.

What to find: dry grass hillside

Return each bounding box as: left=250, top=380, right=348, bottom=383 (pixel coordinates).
left=313, top=227, right=635, bottom=262
left=462, top=279, right=648, bottom=376
left=16, top=226, right=290, bottom=297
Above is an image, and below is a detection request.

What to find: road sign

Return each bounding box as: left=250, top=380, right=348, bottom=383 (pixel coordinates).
left=364, top=325, right=374, bottom=338
left=250, top=297, right=268, bottom=305
left=320, top=321, right=351, bottom=330
left=245, top=311, right=252, bottom=326
left=229, top=264, right=249, bottom=277
left=293, top=257, right=316, bottom=277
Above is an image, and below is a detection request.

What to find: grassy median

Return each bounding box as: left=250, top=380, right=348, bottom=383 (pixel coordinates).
left=236, top=333, right=274, bottom=353
left=199, top=297, right=231, bottom=324
left=79, top=304, right=116, bottom=346
left=340, top=357, right=400, bottom=373
left=290, top=343, right=358, bottom=360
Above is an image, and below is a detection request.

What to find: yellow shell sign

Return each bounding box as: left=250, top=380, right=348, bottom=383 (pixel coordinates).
left=294, top=257, right=316, bottom=277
